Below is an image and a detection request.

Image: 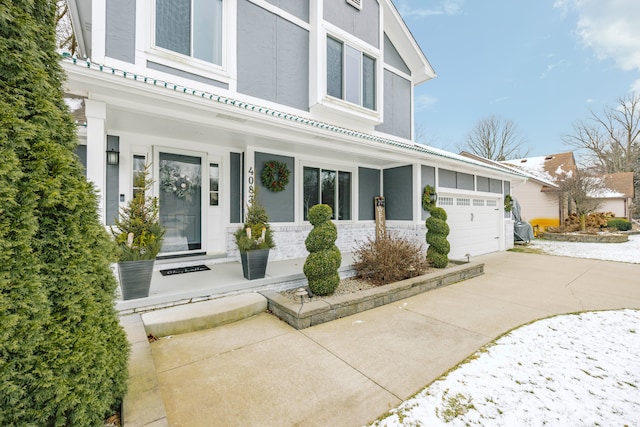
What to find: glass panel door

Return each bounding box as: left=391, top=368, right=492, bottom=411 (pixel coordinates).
left=159, top=152, right=202, bottom=253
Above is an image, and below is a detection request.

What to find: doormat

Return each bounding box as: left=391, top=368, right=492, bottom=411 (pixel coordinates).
left=160, top=265, right=211, bottom=276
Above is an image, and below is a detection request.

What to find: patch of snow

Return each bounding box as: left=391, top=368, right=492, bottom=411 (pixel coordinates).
left=505, top=156, right=557, bottom=184
left=370, top=310, right=640, bottom=426
left=64, top=97, right=83, bottom=111
left=369, top=237, right=640, bottom=426
left=531, top=234, right=639, bottom=264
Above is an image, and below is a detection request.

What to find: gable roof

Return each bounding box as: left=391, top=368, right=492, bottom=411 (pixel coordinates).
left=601, top=172, right=635, bottom=198
left=503, top=152, right=576, bottom=185
left=381, top=0, right=436, bottom=84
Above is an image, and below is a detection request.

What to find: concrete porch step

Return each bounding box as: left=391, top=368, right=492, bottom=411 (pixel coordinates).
left=141, top=293, right=267, bottom=337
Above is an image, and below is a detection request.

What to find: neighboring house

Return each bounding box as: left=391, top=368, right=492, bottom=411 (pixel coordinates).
left=500, top=152, right=633, bottom=230
left=594, top=172, right=635, bottom=221
left=63, top=0, right=524, bottom=266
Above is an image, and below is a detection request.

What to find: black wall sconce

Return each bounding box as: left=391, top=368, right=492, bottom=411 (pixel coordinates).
left=106, top=148, right=120, bottom=165
left=429, top=192, right=438, bottom=204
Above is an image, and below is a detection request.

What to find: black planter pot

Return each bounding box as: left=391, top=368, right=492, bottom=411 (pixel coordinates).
left=240, top=248, right=270, bottom=280
left=118, top=259, right=155, bottom=300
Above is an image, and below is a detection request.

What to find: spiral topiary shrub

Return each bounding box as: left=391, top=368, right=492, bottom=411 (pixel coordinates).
left=303, top=204, right=342, bottom=296
left=425, top=205, right=451, bottom=268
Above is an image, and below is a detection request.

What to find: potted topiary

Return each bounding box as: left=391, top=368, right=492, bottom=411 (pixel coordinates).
left=112, top=164, right=165, bottom=300
left=234, top=194, right=275, bottom=280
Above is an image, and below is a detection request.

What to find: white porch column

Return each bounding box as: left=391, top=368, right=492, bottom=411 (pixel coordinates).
left=85, top=99, right=107, bottom=224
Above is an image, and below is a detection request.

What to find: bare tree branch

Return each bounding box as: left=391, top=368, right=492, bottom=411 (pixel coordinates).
left=459, top=115, right=529, bottom=161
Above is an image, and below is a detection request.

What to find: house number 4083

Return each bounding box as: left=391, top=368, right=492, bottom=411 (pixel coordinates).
left=248, top=166, right=255, bottom=205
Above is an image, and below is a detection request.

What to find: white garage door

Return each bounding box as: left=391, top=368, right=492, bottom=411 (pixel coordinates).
left=437, top=195, right=501, bottom=260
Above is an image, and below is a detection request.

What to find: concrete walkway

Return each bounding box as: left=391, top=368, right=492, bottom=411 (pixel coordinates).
left=120, top=251, right=640, bottom=426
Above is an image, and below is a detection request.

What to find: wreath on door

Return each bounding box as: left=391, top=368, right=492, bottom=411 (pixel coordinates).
left=261, top=160, right=290, bottom=192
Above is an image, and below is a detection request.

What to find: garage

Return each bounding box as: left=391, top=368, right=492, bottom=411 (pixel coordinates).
left=437, top=194, right=503, bottom=260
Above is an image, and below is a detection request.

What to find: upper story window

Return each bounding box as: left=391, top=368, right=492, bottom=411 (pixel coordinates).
left=327, top=36, right=376, bottom=111
left=155, top=0, right=223, bottom=65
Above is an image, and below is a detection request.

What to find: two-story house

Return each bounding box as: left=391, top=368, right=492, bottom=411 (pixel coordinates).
left=63, top=0, right=524, bottom=265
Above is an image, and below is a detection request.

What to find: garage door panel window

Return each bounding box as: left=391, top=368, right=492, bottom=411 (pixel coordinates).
left=303, top=166, right=352, bottom=220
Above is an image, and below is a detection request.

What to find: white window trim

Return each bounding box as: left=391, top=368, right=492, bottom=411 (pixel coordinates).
left=147, top=0, right=234, bottom=87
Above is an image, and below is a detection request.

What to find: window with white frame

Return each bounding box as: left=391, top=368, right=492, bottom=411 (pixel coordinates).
left=155, top=0, right=223, bottom=65
left=327, top=36, right=376, bottom=110
left=132, top=155, right=146, bottom=198
left=209, top=163, right=219, bottom=206
left=303, top=167, right=352, bottom=221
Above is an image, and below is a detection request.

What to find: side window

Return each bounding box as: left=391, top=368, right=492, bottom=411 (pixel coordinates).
left=155, top=0, right=223, bottom=65
left=209, top=163, right=219, bottom=206
left=132, top=155, right=146, bottom=198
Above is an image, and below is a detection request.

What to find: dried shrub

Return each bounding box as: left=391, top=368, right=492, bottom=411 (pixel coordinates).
left=564, top=212, right=614, bottom=229
left=353, top=234, right=428, bottom=286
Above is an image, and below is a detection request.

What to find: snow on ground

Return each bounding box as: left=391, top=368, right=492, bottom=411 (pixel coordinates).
left=530, top=234, right=640, bottom=264
left=370, top=236, right=640, bottom=426
left=371, top=310, right=640, bottom=427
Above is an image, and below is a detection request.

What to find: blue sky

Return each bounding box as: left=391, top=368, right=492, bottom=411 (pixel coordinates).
left=398, top=0, right=640, bottom=159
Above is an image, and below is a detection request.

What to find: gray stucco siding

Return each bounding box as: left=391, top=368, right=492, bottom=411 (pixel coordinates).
left=375, top=70, right=411, bottom=139
left=255, top=152, right=295, bottom=222
left=265, top=0, right=309, bottom=22
left=323, top=0, right=380, bottom=48
left=383, top=165, right=413, bottom=221
left=147, top=61, right=229, bottom=89
left=421, top=165, right=435, bottom=220
left=105, top=135, right=120, bottom=226
left=384, top=34, right=410, bottom=75
left=358, top=167, right=381, bottom=220
left=237, top=0, right=309, bottom=111
left=230, top=152, right=242, bottom=224
left=106, top=0, right=136, bottom=63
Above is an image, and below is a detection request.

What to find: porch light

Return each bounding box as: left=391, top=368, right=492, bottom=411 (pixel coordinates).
left=429, top=192, right=438, bottom=204
left=106, top=148, right=120, bottom=165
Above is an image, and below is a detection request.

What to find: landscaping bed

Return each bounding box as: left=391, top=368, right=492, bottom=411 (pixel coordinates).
left=540, top=232, right=628, bottom=243
left=260, top=261, right=484, bottom=329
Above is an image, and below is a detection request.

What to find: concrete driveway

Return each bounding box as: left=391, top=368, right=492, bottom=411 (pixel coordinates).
left=123, top=251, right=640, bottom=426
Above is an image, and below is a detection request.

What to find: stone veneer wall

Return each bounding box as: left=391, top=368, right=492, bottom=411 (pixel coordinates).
left=226, top=222, right=429, bottom=261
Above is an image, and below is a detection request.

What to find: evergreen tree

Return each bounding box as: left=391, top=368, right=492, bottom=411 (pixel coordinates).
left=0, top=2, right=129, bottom=425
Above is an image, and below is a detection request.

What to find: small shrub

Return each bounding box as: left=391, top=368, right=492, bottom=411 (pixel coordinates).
left=608, top=218, right=632, bottom=231
left=304, top=204, right=341, bottom=296
left=353, top=234, right=428, bottom=286
left=564, top=212, right=614, bottom=229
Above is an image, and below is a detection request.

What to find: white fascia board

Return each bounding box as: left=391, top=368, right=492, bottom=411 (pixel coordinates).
left=381, top=0, right=436, bottom=85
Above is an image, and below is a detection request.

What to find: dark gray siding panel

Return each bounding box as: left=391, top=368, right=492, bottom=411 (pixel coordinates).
left=384, top=34, right=410, bottom=74
left=230, top=152, right=242, bottom=224
left=359, top=167, right=380, bottom=220
left=147, top=61, right=229, bottom=89
left=439, top=168, right=456, bottom=188
left=504, top=181, right=511, bottom=195
left=324, top=0, right=379, bottom=48
left=490, top=179, right=503, bottom=194
left=421, top=165, right=435, bottom=220
left=255, top=152, right=294, bottom=222
left=477, top=176, right=490, bottom=192
left=375, top=70, right=411, bottom=139
left=75, top=144, right=87, bottom=176
left=383, top=165, right=413, bottom=220
left=457, top=172, right=474, bottom=190
left=106, top=0, right=136, bottom=63
left=265, top=0, right=309, bottom=21
left=105, top=136, right=120, bottom=226
left=237, top=0, right=309, bottom=111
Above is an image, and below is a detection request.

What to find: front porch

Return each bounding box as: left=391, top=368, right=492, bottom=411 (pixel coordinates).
left=115, top=253, right=356, bottom=315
